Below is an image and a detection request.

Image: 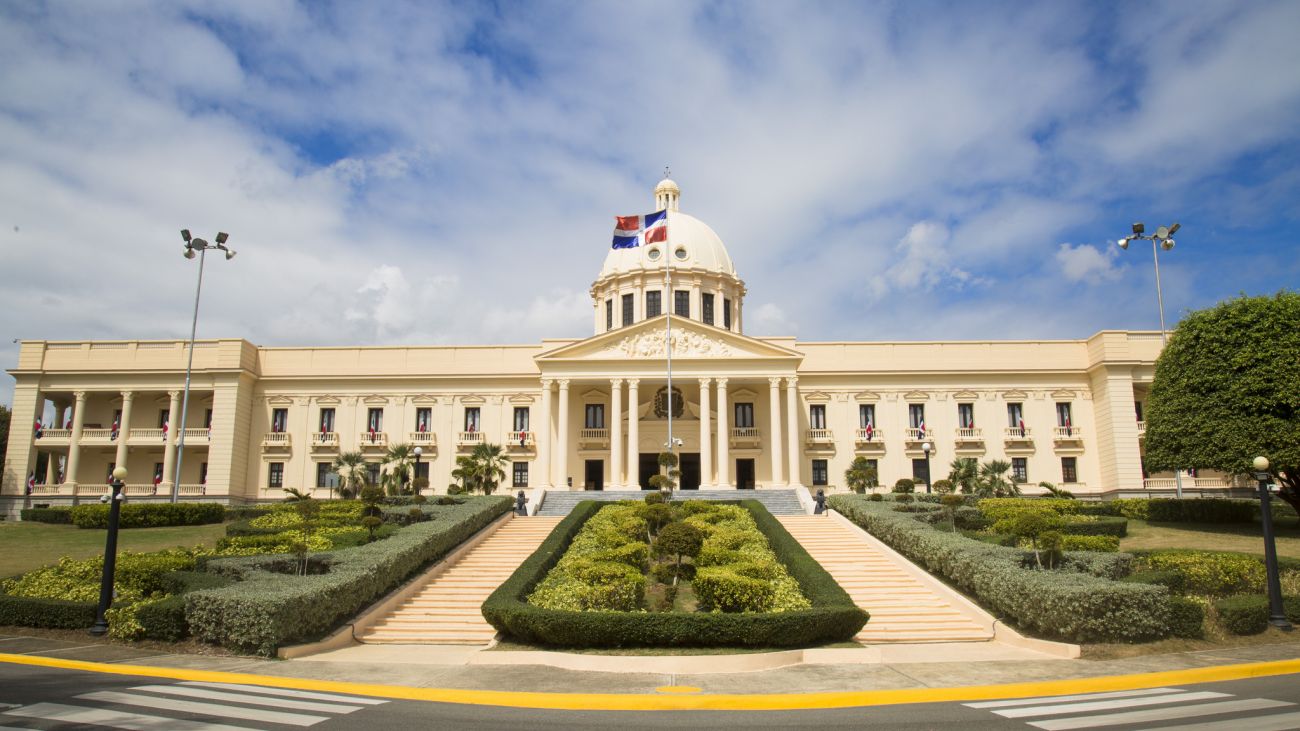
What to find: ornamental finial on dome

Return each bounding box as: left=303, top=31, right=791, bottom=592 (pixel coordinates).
left=654, top=170, right=679, bottom=211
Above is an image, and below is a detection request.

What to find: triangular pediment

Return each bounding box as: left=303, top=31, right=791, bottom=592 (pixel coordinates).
left=1050, top=389, right=1076, bottom=399
left=1003, top=389, right=1028, bottom=400
left=804, top=391, right=831, bottom=403
left=953, top=390, right=980, bottom=400
left=536, top=315, right=803, bottom=362
left=903, top=390, right=930, bottom=401
left=854, top=391, right=881, bottom=402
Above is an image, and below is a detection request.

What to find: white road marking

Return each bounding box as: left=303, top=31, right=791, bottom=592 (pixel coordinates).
left=130, top=684, right=364, bottom=713
left=1028, top=697, right=1294, bottom=730
left=178, top=680, right=390, bottom=705
left=966, top=688, right=1184, bottom=709
left=1146, top=709, right=1300, bottom=730
left=77, top=690, right=329, bottom=727
left=5, top=701, right=257, bottom=730
left=996, top=691, right=1231, bottom=718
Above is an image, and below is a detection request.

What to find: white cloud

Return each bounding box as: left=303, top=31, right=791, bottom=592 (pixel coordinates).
left=1056, top=243, right=1123, bottom=283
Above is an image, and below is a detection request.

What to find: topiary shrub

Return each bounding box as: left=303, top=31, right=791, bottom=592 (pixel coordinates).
left=1060, top=535, right=1120, bottom=552
left=1167, top=596, right=1206, bottom=639
left=932, top=479, right=954, bottom=495
left=892, top=479, right=915, bottom=494
left=868, top=493, right=884, bottom=502
left=70, top=502, right=224, bottom=529
left=1147, top=499, right=1255, bottom=524
left=1214, top=595, right=1268, bottom=635
left=1122, top=569, right=1187, bottom=594
left=694, top=566, right=775, bottom=612
left=644, top=491, right=666, bottom=505
left=1139, top=550, right=1267, bottom=596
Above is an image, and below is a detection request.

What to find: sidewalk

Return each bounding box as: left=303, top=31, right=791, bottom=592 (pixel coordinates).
left=3, top=631, right=1299, bottom=696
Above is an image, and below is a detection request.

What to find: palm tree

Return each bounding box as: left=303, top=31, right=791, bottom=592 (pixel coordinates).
left=331, top=450, right=368, bottom=499
left=978, top=459, right=1019, bottom=498
left=948, top=457, right=979, bottom=495
left=451, top=455, right=481, bottom=494
left=844, top=456, right=879, bottom=493
left=381, top=442, right=418, bottom=496
left=470, top=443, right=510, bottom=495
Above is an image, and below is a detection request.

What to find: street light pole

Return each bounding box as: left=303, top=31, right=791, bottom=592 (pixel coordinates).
left=1254, top=456, right=1292, bottom=631
left=413, top=447, right=423, bottom=495
left=172, top=230, right=235, bottom=503
left=923, top=441, right=933, bottom=494
left=90, top=467, right=127, bottom=636
left=1118, top=221, right=1183, bottom=499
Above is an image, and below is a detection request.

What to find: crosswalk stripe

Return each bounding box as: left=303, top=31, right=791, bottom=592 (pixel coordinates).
left=966, top=688, right=1184, bottom=709
left=1145, top=709, right=1300, bottom=731
left=996, top=691, right=1231, bottom=718
left=4, top=701, right=257, bottom=731
left=179, top=681, right=389, bottom=705
left=77, top=691, right=328, bottom=727
left=1027, top=697, right=1294, bottom=730
left=130, top=684, right=365, bottom=713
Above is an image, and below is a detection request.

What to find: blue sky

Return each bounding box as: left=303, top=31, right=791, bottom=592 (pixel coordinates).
left=2, top=0, right=1298, bottom=405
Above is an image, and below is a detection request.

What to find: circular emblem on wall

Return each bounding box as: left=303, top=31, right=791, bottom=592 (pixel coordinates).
left=653, top=386, right=685, bottom=418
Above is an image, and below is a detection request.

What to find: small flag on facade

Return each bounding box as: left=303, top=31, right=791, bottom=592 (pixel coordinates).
left=34, top=420, right=43, bottom=439
left=865, top=421, right=874, bottom=440
left=611, top=210, right=667, bottom=249
left=1018, top=418, right=1026, bottom=437
left=162, top=421, right=169, bottom=441
left=111, top=418, right=120, bottom=441
left=26, top=473, right=35, bottom=494
left=917, top=420, right=926, bottom=439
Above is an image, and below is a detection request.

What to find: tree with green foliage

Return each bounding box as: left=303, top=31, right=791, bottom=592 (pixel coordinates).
left=1040, top=481, right=1074, bottom=499
left=469, top=443, right=510, bottom=494
left=1145, top=291, right=1300, bottom=511
left=380, top=442, right=417, bottom=496
left=652, top=521, right=704, bottom=586
left=844, top=457, right=879, bottom=493
left=649, top=451, right=679, bottom=492
left=948, top=457, right=979, bottom=494
left=992, top=508, right=1064, bottom=569
left=978, top=459, right=1019, bottom=498
left=331, top=450, right=368, bottom=498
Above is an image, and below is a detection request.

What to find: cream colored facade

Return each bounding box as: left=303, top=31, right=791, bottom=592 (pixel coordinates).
left=3, top=180, right=1235, bottom=513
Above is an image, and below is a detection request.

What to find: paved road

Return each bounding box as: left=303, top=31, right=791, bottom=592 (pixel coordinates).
left=3, top=662, right=1300, bottom=729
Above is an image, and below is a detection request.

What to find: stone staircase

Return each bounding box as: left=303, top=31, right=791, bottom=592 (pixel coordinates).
left=536, top=489, right=806, bottom=516
left=357, top=516, right=562, bottom=645
left=779, top=515, right=994, bottom=644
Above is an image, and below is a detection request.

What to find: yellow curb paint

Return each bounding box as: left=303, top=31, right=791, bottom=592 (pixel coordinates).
left=2, top=652, right=1300, bottom=712
left=656, top=686, right=703, bottom=694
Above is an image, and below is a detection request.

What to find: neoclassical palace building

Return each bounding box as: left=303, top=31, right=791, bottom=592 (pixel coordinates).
left=3, top=179, right=1234, bottom=515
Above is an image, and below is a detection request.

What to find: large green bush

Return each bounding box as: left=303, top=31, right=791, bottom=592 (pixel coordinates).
left=1146, top=499, right=1255, bottom=524
left=483, top=500, right=867, bottom=648
left=0, top=595, right=95, bottom=628
left=20, top=507, right=72, bottom=524
left=830, top=494, right=1172, bottom=643
left=186, top=496, right=511, bottom=656
left=71, top=502, right=225, bottom=529
left=1214, top=595, right=1269, bottom=635
left=1137, top=550, right=1267, bottom=596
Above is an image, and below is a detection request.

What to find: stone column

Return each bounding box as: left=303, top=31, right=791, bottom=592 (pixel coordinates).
left=45, top=451, right=58, bottom=485
left=627, top=379, right=640, bottom=489
left=537, top=380, right=552, bottom=488
left=716, top=378, right=730, bottom=488
left=557, top=379, right=570, bottom=489
left=114, top=391, right=134, bottom=470
left=698, top=378, right=712, bottom=488
left=786, top=377, right=802, bottom=487
left=768, top=377, right=783, bottom=486
left=161, top=390, right=181, bottom=490
left=610, top=378, right=623, bottom=489
left=64, top=391, right=88, bottom=488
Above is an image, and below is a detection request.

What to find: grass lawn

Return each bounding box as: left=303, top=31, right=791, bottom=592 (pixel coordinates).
left=0, top=522, right=229, bottom=578
left=1120, top=517, right=1300, bottom=558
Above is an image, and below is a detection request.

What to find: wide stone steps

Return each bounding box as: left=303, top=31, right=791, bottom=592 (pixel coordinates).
left=357, top=517, right=561, bottom=645
left=779, top=516, right=994, bottom=645
left=537, top=489, right=806, bottom=516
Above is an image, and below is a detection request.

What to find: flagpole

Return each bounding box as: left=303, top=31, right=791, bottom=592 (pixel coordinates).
left=664, top=209, right=673, bottom=483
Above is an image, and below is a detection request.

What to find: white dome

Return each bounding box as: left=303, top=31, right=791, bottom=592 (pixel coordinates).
left=597, top=209, right=736, bottom=280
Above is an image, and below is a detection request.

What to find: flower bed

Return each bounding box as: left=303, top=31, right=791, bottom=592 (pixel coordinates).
left=482, top=499, right=867, bottom=648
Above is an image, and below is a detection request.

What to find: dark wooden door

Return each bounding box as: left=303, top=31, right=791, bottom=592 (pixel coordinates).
left=679, top=453, right=700, bottom=490
left=584, top=460, right=603, bottom=490
left=736, top=458, right=755, bottom=489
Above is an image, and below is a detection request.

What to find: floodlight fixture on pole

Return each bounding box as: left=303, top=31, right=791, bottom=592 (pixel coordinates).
left=1116, top=220, right=1183, bottom=497
left=171, top=230, right=236, bottom=503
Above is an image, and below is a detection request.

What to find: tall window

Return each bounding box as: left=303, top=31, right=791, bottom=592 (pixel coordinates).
left=585, top=404, right=605, bottom=429
left=199, top=462, right=208, bottom=485
left=621, top=293, right=634, bottom=326
left=513, top=462, right=529, bottom=488
left=1056, top=402, right=1073, bottom=428
left=513, top=407, right=530, bottom=432
left=366, top=408, right=383, bottom=432
left=1011, top=458, right=1028, bottom=483
left=464, top=407, right=480, bottom=432
left=811, top=459, right=828, bottom=486
left=1135, top=401, right=1144, bottom=422
left=316, top=463, right=339, bottom=488
left=203, top=408, right=213, bottom=429
left=153, top=462, right=164, bottom=485
left=908, top=404, right=926, bottom=429
left=415, top=407, right=432, bottom=433
left=605, top=299, right=613, bottom=331
left=809, top=404, right=827, bottom=429
left=702, top=293, right=715, bottom=325
left=271, top=408, right=288, bottom=433
left=1007, top=402, right=1024, bottom=428
left=319, top=408, right=336, bottom=433
left=734, top=402, right=755, bottom=428
left=958, top=403, right=975, bottom=429
left=723, top=298, right=732, bottom=329
left=859, top=404, right=876, bottom=428
left=415, top=461, right=429, bottom=480
left=1061, top=457, right=1078, bottom=484
left=268, top=462, right=284, bottom=489
left=645, top=290, right=662, bottom=318
left=674, top=290, right=690, bottom=317
left=911, top=458, right=930, bottom=484
left=158, top=409, right=170, bottom=429
left=366, top=463, right=380, bottom=486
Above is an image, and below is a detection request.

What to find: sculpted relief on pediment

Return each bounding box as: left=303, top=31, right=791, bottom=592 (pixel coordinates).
left=600, top=329, right=733, bottom=359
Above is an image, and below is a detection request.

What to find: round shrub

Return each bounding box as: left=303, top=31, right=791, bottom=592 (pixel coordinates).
left=694, top=566, right=775, bottom=612
left=868, top=493, right=884, bottom=502
left=1167, top=596, right=1206, bottom=639
left=932, top=479, right=954, bottom=495
left=1214, top=595, right=1269, bottom=635
left=893, top=478, right=916, bottom=494
left=653, top=522, right=705, bottom=561
left=651, top=562, right=696, bottom=583
left=644, top=491, right=666, bottom=505
left=1122, top=569, right=1187, bottom=594
left=1060, top=535, right=1121, bottom=552
left=895, top=494, right=914, bottom=504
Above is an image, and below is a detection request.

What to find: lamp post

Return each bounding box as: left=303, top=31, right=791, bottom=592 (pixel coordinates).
left=922, top=441, right=933, bottom=494
left=413, top=446, right=423, bottom=495
left=172, top=230, right=236, bottom=503
left=89, top=467, right=127, bottom=636
left=1118, top=221, right=1183, bottom=498
left=1254, top=456, right=1292, bottom=631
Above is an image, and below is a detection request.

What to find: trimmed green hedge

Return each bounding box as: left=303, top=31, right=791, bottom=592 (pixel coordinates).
left=1061, top=516, right=1128, bottom=538
left=0, top=594, right=96, bottom=628
left=71, top=502, right=225, bottom=529
left=186, top=496, right=511, bottom=656
left=830, top=494, right=1172, bottom=643
left=1214, top=595, right=1269, bottom=634
left=1147, top=499, right=1255, bottom=524
left=482, top=500, right=868, bottom=648
left=20, top=507, right=73, bottom=524
left=132, top=571, right=234, bottom=641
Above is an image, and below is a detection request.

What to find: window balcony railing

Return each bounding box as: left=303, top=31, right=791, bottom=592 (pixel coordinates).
left=359, top=431, right=388, bottom=449
left=506, top=431, right=535, bottom=449
left=1137, top=420, right=1147, bottom=437
left=1053, top=426, right=1083, bottom=442
left=262, top=432, right=291, bottom=449
left=177, top=483, right=206, bottom=495
left=730, top=427, right=761, bottom=447
left=1003, top=426, right=1033, bottom=442
left=854, top=427, right=884, bottom=445
left=80, top=428, right=115, bottom=443
left=182, top=428, right=210, bottom=444
left=312, top=432, right=340, bottom=449
left=804, top=428, right=834, bottom=446
left=131, top=428, right=167, bottom=442
left=578, top=428, right=609, bottom=448
left=409, top=431, right=437, bottom=446
left=122, top=484, right=159, bottom=496
left=457, top=431, right=485, bottom=449
left=29, top=483, right=65, bottom=495
left=954, top=427, right=983, bottom=443
left=37, top=428, right=72, bottom=442
left=903, top=427, right=929, bottom=443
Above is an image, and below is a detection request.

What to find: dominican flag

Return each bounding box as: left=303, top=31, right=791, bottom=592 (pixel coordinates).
left=865, top=421, right=874, bottom=440
left=519, top=431, right=528, bottom=447
left=26, top=473, right=35, bottom=494
left=1018, top=418, right=1026, bottom=437
left=1064, top=416, right=1072, bottom=431
left=917, top=420, right=926, bottom=439
left=611, top=210, right=667, bottom=249
left=34, top=420, right=43, bottom=439
left=111, top=418, right=120, bottom=441
left=153, top=471, right=162, bottom=493
left=321, top=423, right=328, bottom=436
left=161, top=421, right=169, bottom=441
